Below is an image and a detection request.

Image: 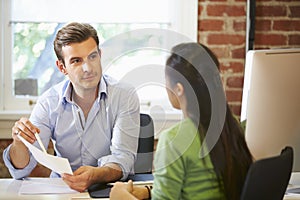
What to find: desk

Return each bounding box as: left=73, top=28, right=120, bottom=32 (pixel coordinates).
left=2, top=175, right=300, bottom=200
left=285, top=172, right=300, bottom=200
left=0, top=178, right=108, bottom=200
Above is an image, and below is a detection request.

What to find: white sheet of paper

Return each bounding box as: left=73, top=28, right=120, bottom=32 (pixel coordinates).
left=17, top=134, right=73, bottom=175
left=19, top=178, right=78, bottom=194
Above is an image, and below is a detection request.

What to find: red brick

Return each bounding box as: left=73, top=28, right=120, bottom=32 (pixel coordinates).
left=233, top=20, right=246, bottom=32
left=273, top=20, right=300, bottom=31
left=225, top=90, right=243, bottom=102
left=207, top=5, right=246, bottom=16
left=221, top=62, right=245, bottom=73
left=0, top=139, right=12, bottom=149
left=271, top=0, right=298, bottom=1
left=290, top=6, right=300, bottom=18
left=232, top=47, right=246, bottom=59
left=255, top=19, right=272, bottom=31
left=256, top=5, right=287, bottom=17
left=210, top=46, right=231, bottom=59
left=208, top=34, right=245, bottom=45
left=198, top=5, right=203, bottom=16
left=255, top=33, right=287, bottom=46
left=0, top=139, right=13, bottom=178
left=227, top=76, right=244, bottom=88
left=199, top=19, right=224, bottom=31
left=289, top=35, right=300, bottom=45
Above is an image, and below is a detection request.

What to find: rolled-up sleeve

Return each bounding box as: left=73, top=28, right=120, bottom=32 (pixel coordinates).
left=3, top=144, right=37, bottom=179
left=2, top=89, right=55, bottom=179
left=98, top=85, right=140, bottom=180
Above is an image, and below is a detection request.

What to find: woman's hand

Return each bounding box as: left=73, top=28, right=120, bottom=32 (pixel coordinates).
left=132, top=184, right=150, bottom=200
left=110, top=179, right=150, bottom=200
left=110, top=180, right=137, bottom=200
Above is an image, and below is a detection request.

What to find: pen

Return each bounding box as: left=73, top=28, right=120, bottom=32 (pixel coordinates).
left=108, top=180, right=153, bottom=186
left=34, top=132, right=47, bottom=154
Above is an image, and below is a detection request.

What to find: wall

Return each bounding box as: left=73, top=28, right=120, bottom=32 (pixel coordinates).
left=0, top=140, right=12, bottom=177
left=198, top=0, right=300, bottom=116
left=1, top=0, right=300, bottom=178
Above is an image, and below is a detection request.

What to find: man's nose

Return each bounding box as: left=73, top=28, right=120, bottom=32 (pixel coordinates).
left=82, top=63, right=91, bottom=72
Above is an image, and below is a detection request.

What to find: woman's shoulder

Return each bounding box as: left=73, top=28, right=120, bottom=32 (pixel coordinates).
left=158, top=118, right=199, bottom=149
left=162, top=118, right=197, bottom=134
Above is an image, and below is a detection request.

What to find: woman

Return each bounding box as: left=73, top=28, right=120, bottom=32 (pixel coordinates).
left=110, top=43, right=253, bottom=200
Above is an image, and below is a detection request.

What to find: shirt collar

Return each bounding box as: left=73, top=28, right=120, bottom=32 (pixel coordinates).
left=62, top=80, right=72, bottom=105
left=61, top=76, right=107, bottom=105
left=98, top=76, right=107, bottom=102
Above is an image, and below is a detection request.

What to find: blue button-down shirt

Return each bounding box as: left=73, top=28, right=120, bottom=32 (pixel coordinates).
left=3, top=75, right=140, bottom=180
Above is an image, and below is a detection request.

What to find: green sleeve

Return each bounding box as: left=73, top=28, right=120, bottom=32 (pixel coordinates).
left=151, top=132, right=185, bottom=200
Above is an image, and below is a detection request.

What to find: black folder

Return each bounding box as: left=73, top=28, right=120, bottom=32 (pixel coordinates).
left=88, top=183, right=112, bottom=198
left=88, top=173, right=154, bottom=198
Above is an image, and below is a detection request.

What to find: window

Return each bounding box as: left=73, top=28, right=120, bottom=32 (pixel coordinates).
left=0, top=0, right=197, bottom=116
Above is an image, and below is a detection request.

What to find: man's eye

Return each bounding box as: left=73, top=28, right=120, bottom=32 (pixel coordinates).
left=89, top=53, right=98, bottom=60
left=71, top=59, right=81, bottom=64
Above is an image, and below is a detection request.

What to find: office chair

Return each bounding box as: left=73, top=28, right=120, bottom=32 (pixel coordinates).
left=240, top=146, right=293, bottom=200
left=55, top=113, right=154, bottom=174
left=88, top=113, right=155, bottom=198
left=134, top=113, right=155, bottom=174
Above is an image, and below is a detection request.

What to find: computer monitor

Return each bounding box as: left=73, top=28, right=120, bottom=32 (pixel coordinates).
left=241, top=48, right=300, bottom=171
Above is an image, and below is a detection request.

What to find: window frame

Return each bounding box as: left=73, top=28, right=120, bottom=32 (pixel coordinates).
left=0, top=0, right=198, bottom=113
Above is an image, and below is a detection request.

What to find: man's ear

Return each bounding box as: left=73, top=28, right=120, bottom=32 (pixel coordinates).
left=56, top=60, right=68, bottom=75
left=175, top=83, right=184, bottom=97
left=98, top=48, right=102, bottom=58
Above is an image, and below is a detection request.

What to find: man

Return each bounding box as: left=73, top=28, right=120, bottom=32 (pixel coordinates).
left=3, top=22, right=140, bottom=192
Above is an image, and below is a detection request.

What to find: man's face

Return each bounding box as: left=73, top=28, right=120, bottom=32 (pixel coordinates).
left=60, top=37, right=102, bottom=92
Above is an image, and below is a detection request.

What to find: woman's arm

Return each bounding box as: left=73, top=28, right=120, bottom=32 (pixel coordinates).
left=110, top=180, right=149, bottom=200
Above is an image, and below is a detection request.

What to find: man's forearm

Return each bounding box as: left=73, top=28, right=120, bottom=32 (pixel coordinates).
left=9, top=141, right=30, bottom=169
left=94, top=163, right=123, bottom=183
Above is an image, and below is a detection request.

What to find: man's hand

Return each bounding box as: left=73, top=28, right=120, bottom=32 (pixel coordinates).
left=62, top=166, right=96, bottom=192
left=12, top=117, right=40, bottom=144
left=62, top=163, right=123, bottom=192
left=10, top=117, right=40, bottom=169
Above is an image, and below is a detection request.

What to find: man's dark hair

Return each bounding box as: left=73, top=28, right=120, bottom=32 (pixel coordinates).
left=53, top=22, right=99, bottom=65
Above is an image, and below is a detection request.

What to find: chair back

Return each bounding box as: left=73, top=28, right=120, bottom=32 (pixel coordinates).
left=134, top=113, right=154, bottom=174
left=240, top=146, right=293, bottom=200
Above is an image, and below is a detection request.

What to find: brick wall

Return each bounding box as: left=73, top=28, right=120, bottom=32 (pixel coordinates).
left=198, top=0, right=300, bottom=116
left=0, top=139, right=12, bottom=178
left=0, top=139, right=53, bottom=178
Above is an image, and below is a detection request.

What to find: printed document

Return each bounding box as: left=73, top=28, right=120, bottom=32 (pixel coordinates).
left=17, top=134, right=73, bottom=175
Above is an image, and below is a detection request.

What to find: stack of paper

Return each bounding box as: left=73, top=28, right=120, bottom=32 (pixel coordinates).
left=19, top=178, right=78, bottom=194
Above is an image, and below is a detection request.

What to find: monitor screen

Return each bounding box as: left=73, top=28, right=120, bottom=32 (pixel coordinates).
left=241, top=48, right=300, bottom=171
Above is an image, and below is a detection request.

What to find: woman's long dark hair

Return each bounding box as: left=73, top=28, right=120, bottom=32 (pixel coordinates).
left=165, top=43, right=253, bottom=200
